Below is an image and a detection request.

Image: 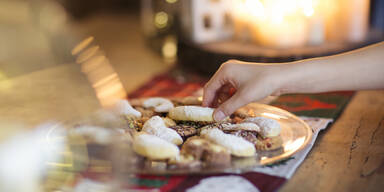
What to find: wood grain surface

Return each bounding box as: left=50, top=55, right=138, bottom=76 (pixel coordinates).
left=280, top=90, right=384, bottom=192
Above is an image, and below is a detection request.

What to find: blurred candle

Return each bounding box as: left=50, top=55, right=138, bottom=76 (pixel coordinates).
left=346, top=0, right=370, bottom=42
left=250, top=14, right=309, bottom=48
left=233, top=0, right=311, bottom=48
left=324, top=0, right=370, bottom=43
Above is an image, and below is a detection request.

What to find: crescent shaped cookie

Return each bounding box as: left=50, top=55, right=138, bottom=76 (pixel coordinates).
left=142, top=116, right=183, bottom=145
left=219, top=122, right=260, bottom=132
left=143, top=97, right=174, bottom=113
left=114, top=100, right=141, bottom=118
left=168, top=106, right=214, bottom=122
left=200, top=128, right=256, bottom=157
left=243, top=117, right=281, bottom=137
left=133, top=132, right=179, bottom=160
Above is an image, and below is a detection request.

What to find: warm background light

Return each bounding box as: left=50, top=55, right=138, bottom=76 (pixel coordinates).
left=230, top=0, right=369, bottom=47
left=154, top=11, right=169, bottom=29
left=72, top=37, right=127, bottom=108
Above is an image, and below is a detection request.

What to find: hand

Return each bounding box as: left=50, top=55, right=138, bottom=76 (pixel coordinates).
left=202, top=60, right=288, bottom=121
left=203, top=42, right=384, bottom=122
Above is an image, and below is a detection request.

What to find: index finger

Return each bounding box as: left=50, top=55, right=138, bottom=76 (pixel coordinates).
left=203, top=61, right=236, bottom=107
left=202, top=76, right=223, bottom=107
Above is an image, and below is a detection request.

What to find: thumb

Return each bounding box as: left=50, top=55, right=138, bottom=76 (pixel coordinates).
left=213, top=91, right=250, bottom=121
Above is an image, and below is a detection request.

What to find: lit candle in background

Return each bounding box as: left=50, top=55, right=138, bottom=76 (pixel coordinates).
left=252, top=15, right=309, bottom=48
left=230, top=0, right=370, bottom=47
left=232, top=0, right=312, bottom=48
left=232, top=0, right=261, bottom=42
left=345, top=0, right=370, bottom=42
left=315, top=0, right=369, bottom=43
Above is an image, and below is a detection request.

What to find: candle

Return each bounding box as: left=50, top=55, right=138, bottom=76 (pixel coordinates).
left=232, top=0, right=311, bottom=48
left=251, top=15, right=309, bottom=48
left=322, top=0, right=369, bottom=43
left=230, top=0, right=369, bottom=47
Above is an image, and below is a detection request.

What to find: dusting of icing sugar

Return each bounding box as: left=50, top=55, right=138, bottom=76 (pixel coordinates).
left=182, top=106, right=214, bottom=121
left=114, top=100, right=141, bottom=117
left=142, top=116, right=183, bottom=145
left=143, top=97, right=174, bottom=112
left=243, top=117, right=281, bottom=137
left=143, top=116, right=165, bottom=130
left=201, top=128, right=255, bottom=156
left=221, top=123, right=260, bottom=132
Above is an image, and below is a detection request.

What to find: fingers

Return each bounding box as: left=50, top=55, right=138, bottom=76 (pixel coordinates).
left=203, top=60, right=239, bottom=107
left=202, top=77, right=223, bottom=107
left=213, top=81, right=271, bottom=121
left=213, top=90, right=250, bottom=121
left=203, top=66, right=228, bottom=107
left=203, top=60, right=280, bottom=121
left=211, top=83, right=235, bottom=107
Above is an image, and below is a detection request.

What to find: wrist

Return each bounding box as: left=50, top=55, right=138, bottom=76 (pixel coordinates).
left=273, top=60, right=318, bottom=95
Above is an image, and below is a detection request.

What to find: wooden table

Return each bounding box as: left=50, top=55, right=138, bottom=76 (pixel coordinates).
left=281, top=90, right=384, bottom=192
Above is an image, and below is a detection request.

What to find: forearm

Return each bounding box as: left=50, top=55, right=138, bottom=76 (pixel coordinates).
left=281, top=42, right=384, bottom=94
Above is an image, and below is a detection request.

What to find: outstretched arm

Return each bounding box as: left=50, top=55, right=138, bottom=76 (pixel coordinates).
left=203, top=42, right=384, bottom=121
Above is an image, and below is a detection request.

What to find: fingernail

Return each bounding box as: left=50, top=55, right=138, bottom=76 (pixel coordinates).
left=214, top=110, right=226, bottom=122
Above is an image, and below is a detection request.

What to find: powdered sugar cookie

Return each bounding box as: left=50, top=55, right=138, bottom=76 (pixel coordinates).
left=142, top=116, right=183, bottom=145
left=243, top=117, right=281, bottom=137
left=114, top=100, right=141, bottom=118
left=143, top=97, right=174, bottom=113
left=133, top=132, right=179, bottom=160
left=200, top=128, right=256, bottom=157
left=168, top=106, right=214, bottom=122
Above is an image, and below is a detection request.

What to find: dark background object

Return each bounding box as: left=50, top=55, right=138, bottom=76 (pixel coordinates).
left=177, top=39, right=382, bottom=76
left=370, top=0, right=384, bottom=31
left=60, top=0, right=140, bottom=19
